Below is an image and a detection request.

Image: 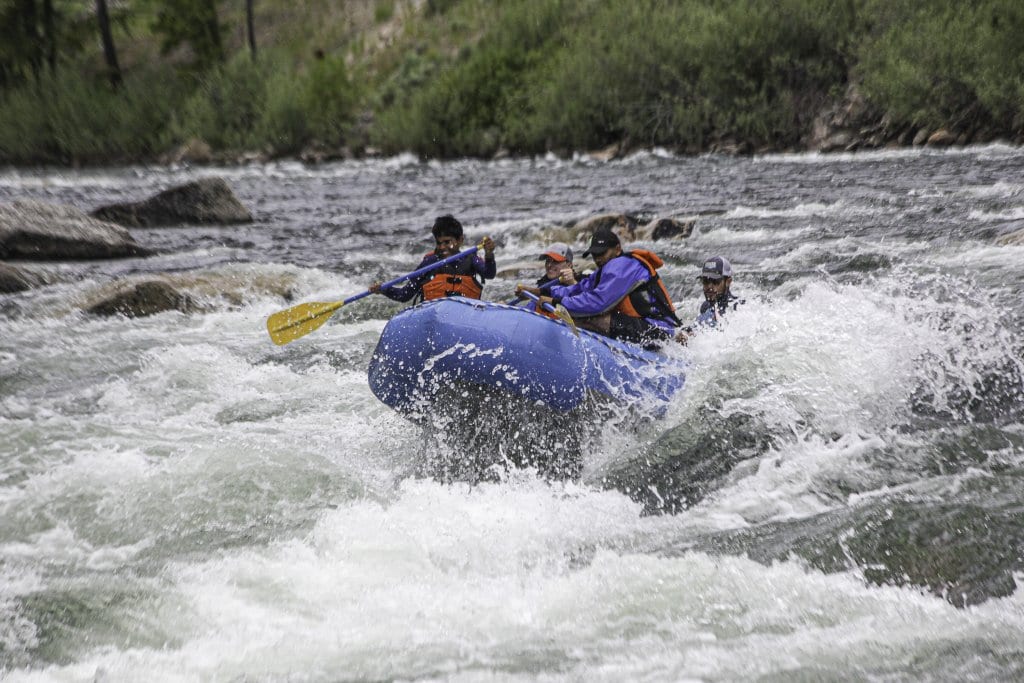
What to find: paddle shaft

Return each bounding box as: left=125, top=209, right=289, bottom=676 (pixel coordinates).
left=360, top=243, right=485, bottom=303
left=518, top=289, right=561, bottom=315
left=506, top=278, right=558, bottom=305
left=267, top=243, right=485, bottom=345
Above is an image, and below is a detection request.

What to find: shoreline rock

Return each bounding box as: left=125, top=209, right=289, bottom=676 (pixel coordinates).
left=84, top=279, right=197, bottom=318
left=0, top=200, right=152, bottom=261
left=91, top=177, right=253, bottom=227
left=0, top=262, right=43, bottom=293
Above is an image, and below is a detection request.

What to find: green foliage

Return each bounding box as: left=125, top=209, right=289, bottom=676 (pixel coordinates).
left=857, top=0, right=1024, bottom=130
left=171, top=53, right=270, bottom=150
left=151, top=0, right=224, bottom=70
left=0, top=67, right=182, bottom=164
left=373, top=0, right=571, bottom=156
left=168, top=50, right=362, bottom=153
left=425, top=0, right=459, bottom=16
left=0, top=0, right=108, bottom=88
left=375, top=0, right=860, bottom=155
left=374, top=0, right=395, bottom=23
left=302, top=53, right=361, bottom=143
left=3, top=0, right=1024, bottom=164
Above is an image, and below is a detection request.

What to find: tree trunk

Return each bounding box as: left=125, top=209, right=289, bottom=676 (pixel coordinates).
left=95, top=0, right=121, bottom=87
left=42, top=0, right=56, bottom=72
left=246, top=0, right=256, bottom=58
left=19, top=0, right=41, bottom=78
left=206, top=0, right=223, bottom=63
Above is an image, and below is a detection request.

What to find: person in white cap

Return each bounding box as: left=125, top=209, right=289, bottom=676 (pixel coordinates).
left=518, top=227, right=682, bottom=348
left=536, top=242, right=578, bottom=287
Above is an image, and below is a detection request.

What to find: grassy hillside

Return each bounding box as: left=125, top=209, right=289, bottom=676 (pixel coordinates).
left=1, top=0, right=1022, bottom=165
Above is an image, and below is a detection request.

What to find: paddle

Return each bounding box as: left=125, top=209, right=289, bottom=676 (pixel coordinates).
left=506, top=277, right=558, bottom=305
left=518, top=290, right=578, bottom=336
left=267, top=243, right=484, bottom=346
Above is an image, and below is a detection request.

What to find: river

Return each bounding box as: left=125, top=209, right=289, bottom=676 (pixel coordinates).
left=2, top=146, right=1023, bottom=680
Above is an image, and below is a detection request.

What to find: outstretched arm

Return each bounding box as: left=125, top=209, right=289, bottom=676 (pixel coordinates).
left=549, top=259, right=647, bottom=317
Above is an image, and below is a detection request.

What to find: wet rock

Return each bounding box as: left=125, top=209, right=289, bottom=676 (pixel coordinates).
left=972, top=128, right=997, bottom=144
left=570, top=213, right=695, bottom=242
left=692, top=496, right=1024, bottom=608
left=646, top=217, right=694, bottom=241
left=602, top=412, right=773, bottom=514
left=995, top=223, right=1024, bottom=246
left=587, top=142, right=622, bottom=162
left=843, top=503, right=1021, bottom=607
left=709, top=138, right=752, bottom=155
left=912, top=128, right=931, bottom=146
left=573, top=213, right=642, bottom=241
left=0, top=262, right=39, bottom=293
left=85, top=279, right=197, bottom=317
left=806, top=83, right=882, bottom=153
left=817, top=131, right=854, bottom=153
left=0, top=200, right=152, bottom=261
left=166, top=268, right=297, bottom=307
left=91, top=177, right=253, bottom=228
left=162, top=137, right=212, bottom=165
left=927, top=129, right=957, bottom=147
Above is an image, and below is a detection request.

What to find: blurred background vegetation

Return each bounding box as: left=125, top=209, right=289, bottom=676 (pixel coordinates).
left=1, top=0, right=1022, bottom=165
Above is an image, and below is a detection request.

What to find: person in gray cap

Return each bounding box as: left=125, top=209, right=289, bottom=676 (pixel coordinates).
left=674, top=255, right=742, bottom=343
left=696, top=255, right=741, bottom=324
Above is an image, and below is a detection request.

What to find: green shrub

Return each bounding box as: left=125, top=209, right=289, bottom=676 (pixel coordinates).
left=0, top=68, right=182, bottom=164
left=259, top=65, right=310, bottom=153
left=375, top=0, right=860, bottom=156
left=499, top=0, right=850, bottom=152
left=373, top=0, right=572, bottom=155
left=857, top=0, right=1024, bottom=130
left=4, top=0, right=1024, bottom=164
left=167, top=50, right=362, bottom=154
left=302, top=53, right=361, bottom=144
left=171, top=54, right=269, bottom=150
left=375, top=0, right=395, bottom=23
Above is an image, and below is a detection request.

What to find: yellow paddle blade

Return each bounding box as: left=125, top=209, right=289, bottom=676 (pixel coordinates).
left=554, top=304, right=579, bottom=337
left=266, top=300, right=344, bottom=345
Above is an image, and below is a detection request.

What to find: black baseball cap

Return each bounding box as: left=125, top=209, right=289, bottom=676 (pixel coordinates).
left=582, top=228, right=621, bottom=257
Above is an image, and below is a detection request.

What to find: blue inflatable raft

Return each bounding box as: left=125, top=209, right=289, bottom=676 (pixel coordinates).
left=368, top=297, right=687, bottom=420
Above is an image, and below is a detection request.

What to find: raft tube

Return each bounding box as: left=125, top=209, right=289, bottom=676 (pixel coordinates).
left=368, top=297, right=687, bottom=418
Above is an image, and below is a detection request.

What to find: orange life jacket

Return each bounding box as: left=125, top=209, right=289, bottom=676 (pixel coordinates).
left=419, top=251, right=484, bottom=301
left=612, top=250, right=682, bottom=326
left=422, top=272, right=483, bottom=300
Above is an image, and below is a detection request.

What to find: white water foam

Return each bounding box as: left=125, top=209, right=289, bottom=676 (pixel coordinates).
left=6, top=477, right=1024, bottom=681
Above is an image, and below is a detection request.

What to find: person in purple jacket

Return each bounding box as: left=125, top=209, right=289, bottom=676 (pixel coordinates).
left=370, top=215, right=496, bottom=303
left=517, top=227, right=681, bottom=347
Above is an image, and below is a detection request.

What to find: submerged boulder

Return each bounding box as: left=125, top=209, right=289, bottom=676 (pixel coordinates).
left=995, top=220, right=1024, bottom=246
left=646, top=216, right=695, bottom=240
left=0, top=200, right=152, bottom=261
left=539, top=213, right=697, bottom=248
left=689, top=496, right=1023, bottom=608
left=85, top=279, right=197, bottom=317
left=572, top=213, right=642, bottom=240
left=91, top=177, right=253, bottom=227
left=806, top=83, right=885, bottom=152
left=0, top=262, right=41, bottom=293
